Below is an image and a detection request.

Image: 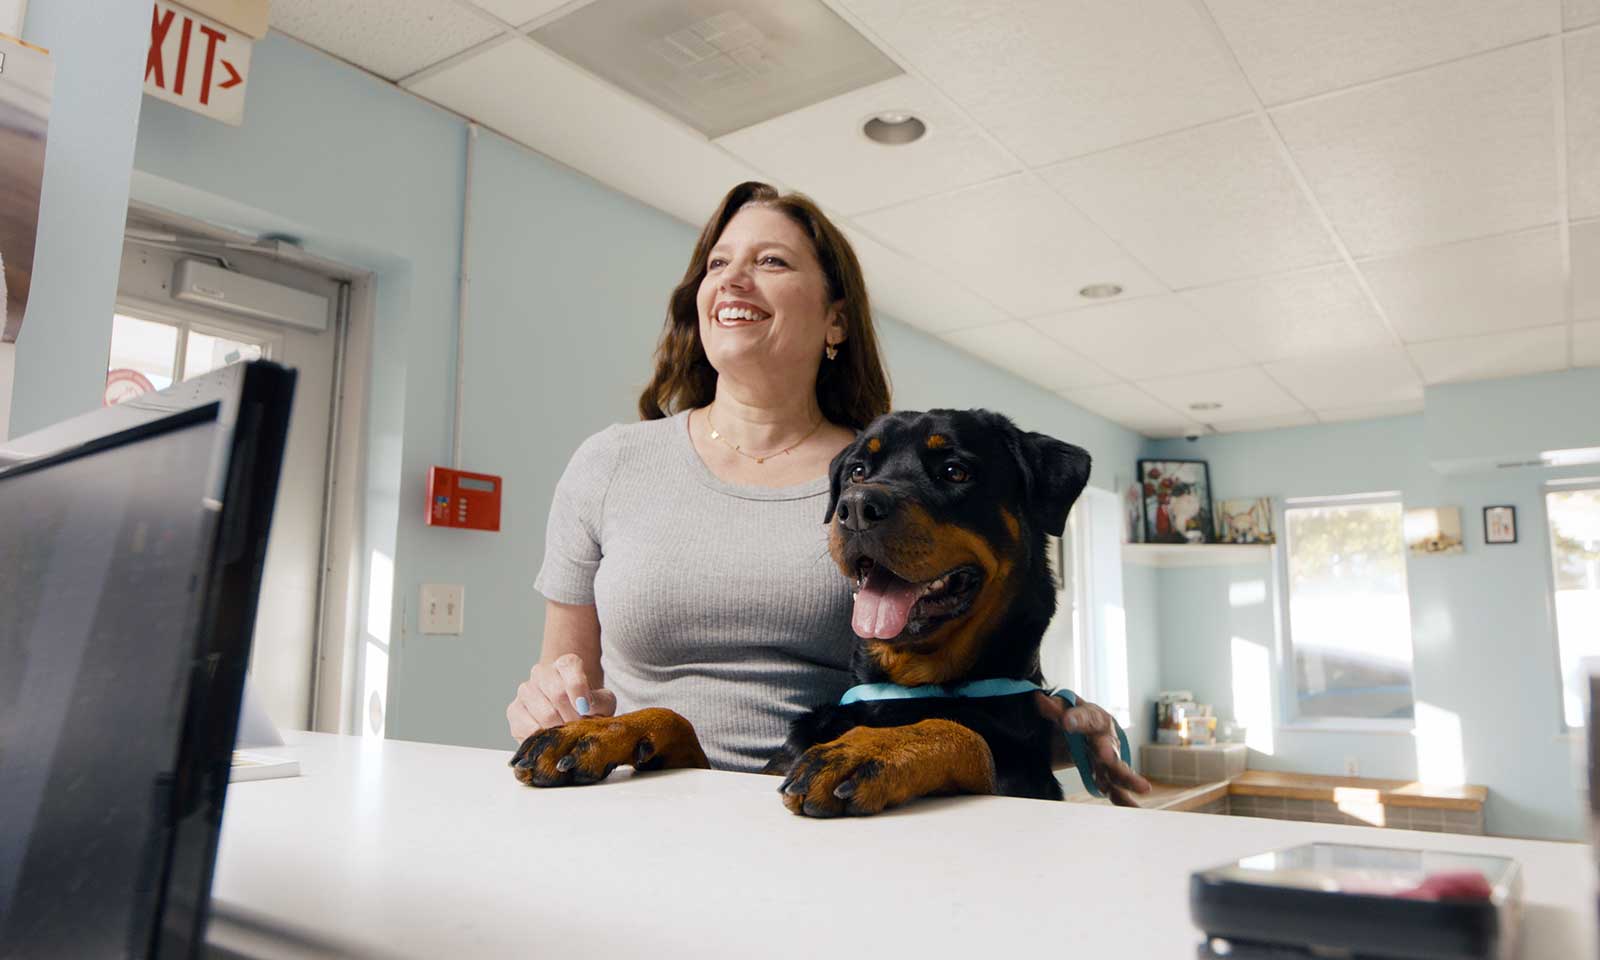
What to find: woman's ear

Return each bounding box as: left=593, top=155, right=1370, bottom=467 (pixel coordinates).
left=826, top=300, right=848, bottom=345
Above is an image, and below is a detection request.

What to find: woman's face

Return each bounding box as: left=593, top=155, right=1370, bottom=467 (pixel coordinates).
left=695, top=204, right=844, bottom=382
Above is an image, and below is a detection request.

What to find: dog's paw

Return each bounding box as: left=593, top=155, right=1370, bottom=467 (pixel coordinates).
left=510, top=717, right=656, bottom=787
left=777, top=721, right=996, bottom=818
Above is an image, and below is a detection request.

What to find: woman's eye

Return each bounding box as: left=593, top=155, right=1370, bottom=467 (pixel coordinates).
left=942, top=464, right=970, bottom=483
left=759, top=255, right=788, bottom=267
left=849, top=464, right=866, bottom=483
left=707, top=257, right=726, bottom=270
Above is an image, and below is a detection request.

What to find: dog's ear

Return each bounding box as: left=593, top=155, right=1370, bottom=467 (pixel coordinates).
left=1009, top=429, right=1092, bottom=538
left=823, top=440, right=857, bottom=525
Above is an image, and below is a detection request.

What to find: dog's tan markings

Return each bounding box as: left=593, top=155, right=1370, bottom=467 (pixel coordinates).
left=1000, top=508, right=1020, bottom=544
left=925, top=434, right=947, bottom=450
left=833, top=502, right=1020, bottom=687
left=867, top=437, right=882, bottom=454
left=780, top=719, right=996, bottom=817
left=510, top=707, right=709, bottom=787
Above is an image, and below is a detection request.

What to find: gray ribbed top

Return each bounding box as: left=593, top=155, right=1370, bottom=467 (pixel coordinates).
left=533, top=410, right=856, bottom=772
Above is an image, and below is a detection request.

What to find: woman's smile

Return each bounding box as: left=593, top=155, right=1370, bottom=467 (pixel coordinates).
left=713, top=299, right=771, bottom=328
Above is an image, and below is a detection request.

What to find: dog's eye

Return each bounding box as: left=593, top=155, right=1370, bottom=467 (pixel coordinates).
left=849, top=464, right=867, bottom=483
left=942, top=463, right=971, bottom=483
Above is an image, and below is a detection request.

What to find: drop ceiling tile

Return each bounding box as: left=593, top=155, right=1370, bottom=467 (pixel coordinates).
left=409, top=39, right=764, bottom=226
left=1568, top=0, right=1600, bottom=30
left=1059, top=383, right=1200, bottom=437
left=1316, top=398, right=1426, bottom=423
left=834, top=0, right=1252, bottom=165
left=1032, top=295, right=1240, bottom=380
left=1360, top=227, right=1566, bottom=342
left=1569, top=31, right=1600, bottom=220
left=1575, top=321, right=1600, bottom=367
left=1407, top=324, right=1571, bottom=384
left=1271, top=41, right=1560, bottom=257
left=1041, top=117, right=1338, bottom=289
left=1263, top=347, right=1422, bottom=409
left=531, top=0, right=901, bottom=139
left=716, top=75, right=1018, bottom=216
left=1575, top=220, right=1600, bottom=321
left=940, top=322, right=1120, bottom=392
left=843, top=227, right=1010, bottom=334
left=1212, top=412, right=1320, bottom=434
left=1203, top=0, right=1557, bottom=106
left=1180, top=264, right=1393, bottom=362
left=852, top=176, right=1164, bottom=318
left=270, top=0, right=501, bottom=81
left=1137, top=366, right=1307, bottom=423
left=461, top=0, right=570, bottom=28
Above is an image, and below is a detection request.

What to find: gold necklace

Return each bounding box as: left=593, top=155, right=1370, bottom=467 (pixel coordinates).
left=704, top=408, right=824, bottom=464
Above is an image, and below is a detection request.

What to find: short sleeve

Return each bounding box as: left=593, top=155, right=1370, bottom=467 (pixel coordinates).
left=533, top=427, right=620, bottom=605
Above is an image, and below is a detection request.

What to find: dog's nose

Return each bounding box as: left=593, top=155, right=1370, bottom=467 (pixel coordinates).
left=836, top=486, right=896, bottom=532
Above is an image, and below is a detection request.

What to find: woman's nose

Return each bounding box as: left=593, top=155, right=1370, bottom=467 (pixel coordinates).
left=720, top=258, right=753, bottom=288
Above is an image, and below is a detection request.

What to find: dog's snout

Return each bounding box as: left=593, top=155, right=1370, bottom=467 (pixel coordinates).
left=836, top=486, right=896, bottom=532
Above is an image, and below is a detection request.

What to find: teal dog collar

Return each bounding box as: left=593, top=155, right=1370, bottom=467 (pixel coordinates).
left=837, top=681, right=1131, bottom=799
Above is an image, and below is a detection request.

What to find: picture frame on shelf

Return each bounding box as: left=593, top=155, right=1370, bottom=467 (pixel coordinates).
left=1216, top=498, right=1275, bottom=544
left=1404, top=506, right=1465, bottom=555
left=1138, top=459, right=1214, bottom=545
left=1484, top=505, right=1517, bottom=545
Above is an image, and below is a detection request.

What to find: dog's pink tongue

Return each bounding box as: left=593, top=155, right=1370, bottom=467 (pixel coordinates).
left=852, top=565, right=921, bottom=640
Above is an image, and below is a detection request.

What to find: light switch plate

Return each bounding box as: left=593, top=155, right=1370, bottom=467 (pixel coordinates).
left=420, top=583, right=464, bottom=635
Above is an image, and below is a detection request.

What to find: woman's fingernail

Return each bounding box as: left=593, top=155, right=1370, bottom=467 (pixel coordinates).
left=575, top=697, right=590, bottom=716
left=1066, top=714, right=1081, bottom=731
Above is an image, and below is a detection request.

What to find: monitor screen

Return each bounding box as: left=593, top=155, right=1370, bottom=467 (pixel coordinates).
left=0, top=362, right=295, bottom=959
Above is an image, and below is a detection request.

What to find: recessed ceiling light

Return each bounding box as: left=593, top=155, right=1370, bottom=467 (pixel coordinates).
left=1078, top=283, right=1123, bottom=299
left=863, top=113, right=926, bottom=145
left=1189, top=401, right=1223, bottom=412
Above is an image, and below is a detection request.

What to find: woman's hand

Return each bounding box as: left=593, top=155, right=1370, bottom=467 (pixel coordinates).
left=507, top=653, right=617, bottom=741
left=1034, top=692, right=1152, bottom=807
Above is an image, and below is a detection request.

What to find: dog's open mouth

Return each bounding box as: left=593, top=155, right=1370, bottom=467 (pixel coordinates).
left=851, top=558, right=983, bottom=641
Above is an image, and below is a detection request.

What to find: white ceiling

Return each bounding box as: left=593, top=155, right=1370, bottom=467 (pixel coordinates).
left=268, top=0, right=1600, bottom=438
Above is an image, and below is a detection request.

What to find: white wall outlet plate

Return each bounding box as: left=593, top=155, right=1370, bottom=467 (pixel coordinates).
left=420, top=583, right=464, bottom=635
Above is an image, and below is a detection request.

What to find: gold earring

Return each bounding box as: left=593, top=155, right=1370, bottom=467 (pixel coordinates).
left=825, top=343, right=839, bottom=361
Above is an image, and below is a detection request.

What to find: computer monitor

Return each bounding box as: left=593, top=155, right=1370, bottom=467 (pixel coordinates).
left=0, top=360, right=296, bottom=959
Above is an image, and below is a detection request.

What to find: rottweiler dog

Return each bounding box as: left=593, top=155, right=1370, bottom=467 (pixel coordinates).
left=511, top=409, right=1090, bottom=818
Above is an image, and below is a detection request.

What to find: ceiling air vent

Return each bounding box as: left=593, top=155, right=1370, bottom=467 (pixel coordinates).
left=531, top=0, right=902, bottom=138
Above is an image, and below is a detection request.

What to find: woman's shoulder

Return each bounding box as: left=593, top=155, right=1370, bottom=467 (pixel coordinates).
left=567, top=413, right=683, bottom=472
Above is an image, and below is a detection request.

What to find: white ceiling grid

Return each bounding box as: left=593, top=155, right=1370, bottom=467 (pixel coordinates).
left=264, top=0, right=1599, bottom=437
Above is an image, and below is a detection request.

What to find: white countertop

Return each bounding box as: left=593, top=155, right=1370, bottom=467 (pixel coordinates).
left=210, top=732, right=1597, bottom=959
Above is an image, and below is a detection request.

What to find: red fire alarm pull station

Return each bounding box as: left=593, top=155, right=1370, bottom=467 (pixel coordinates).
left=427, top=466, right=502, bottom=531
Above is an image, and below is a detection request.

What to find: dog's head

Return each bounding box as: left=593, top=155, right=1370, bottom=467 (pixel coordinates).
left=824, top=409, right=1091, bottom=687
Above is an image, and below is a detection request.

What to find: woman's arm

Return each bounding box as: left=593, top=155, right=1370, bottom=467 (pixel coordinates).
left=506, top=599, right=616, bottom=741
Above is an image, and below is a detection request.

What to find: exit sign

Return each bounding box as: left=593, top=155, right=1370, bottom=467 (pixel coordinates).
left=143, top=0, right=252, bottom=126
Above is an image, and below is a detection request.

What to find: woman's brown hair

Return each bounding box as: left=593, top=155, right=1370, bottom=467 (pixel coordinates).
left=637, top=181, right=891, bottom=430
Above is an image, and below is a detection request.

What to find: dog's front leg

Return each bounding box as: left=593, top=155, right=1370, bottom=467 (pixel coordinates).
left=511, top=708, right=710, bottom=787
left=777, top=720, right=997, bottom=817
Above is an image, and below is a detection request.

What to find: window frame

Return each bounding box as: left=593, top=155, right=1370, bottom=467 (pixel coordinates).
left=1069, top=486, right=1133, bottom=730
left=1544, top=477, right=1600, bottom=732
left=112, top=295, right=281, bottom=387
left=1276, top=491, right=1417, bottom=734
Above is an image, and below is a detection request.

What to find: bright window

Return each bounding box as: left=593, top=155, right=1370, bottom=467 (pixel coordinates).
left=1284, top=498, right=1415, bottom=722
left=105, top=310, right=271, bottom=405
left=1548, top=485, right=1600, bottom=728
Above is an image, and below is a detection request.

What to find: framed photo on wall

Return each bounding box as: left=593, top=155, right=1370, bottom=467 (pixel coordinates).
left=1137, top=459, right=1214, bottom=544
left=1484, top=505, right=1517, bottom=545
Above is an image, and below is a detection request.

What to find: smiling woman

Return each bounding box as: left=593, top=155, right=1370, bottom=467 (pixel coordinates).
left=504, top=181, right=1146, bottom=805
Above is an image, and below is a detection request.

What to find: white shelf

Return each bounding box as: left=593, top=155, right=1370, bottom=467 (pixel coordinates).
left=1122, top=542, right=1275, bottom=568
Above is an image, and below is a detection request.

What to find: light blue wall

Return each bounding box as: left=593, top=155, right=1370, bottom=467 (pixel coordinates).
left=1147, top=369, right=1600, bottom=840
left=132, top=32, right=467, bottom=745
left=115, top=33, right=1157, bottom=748
left=10, top=0, right=148, bottom=437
